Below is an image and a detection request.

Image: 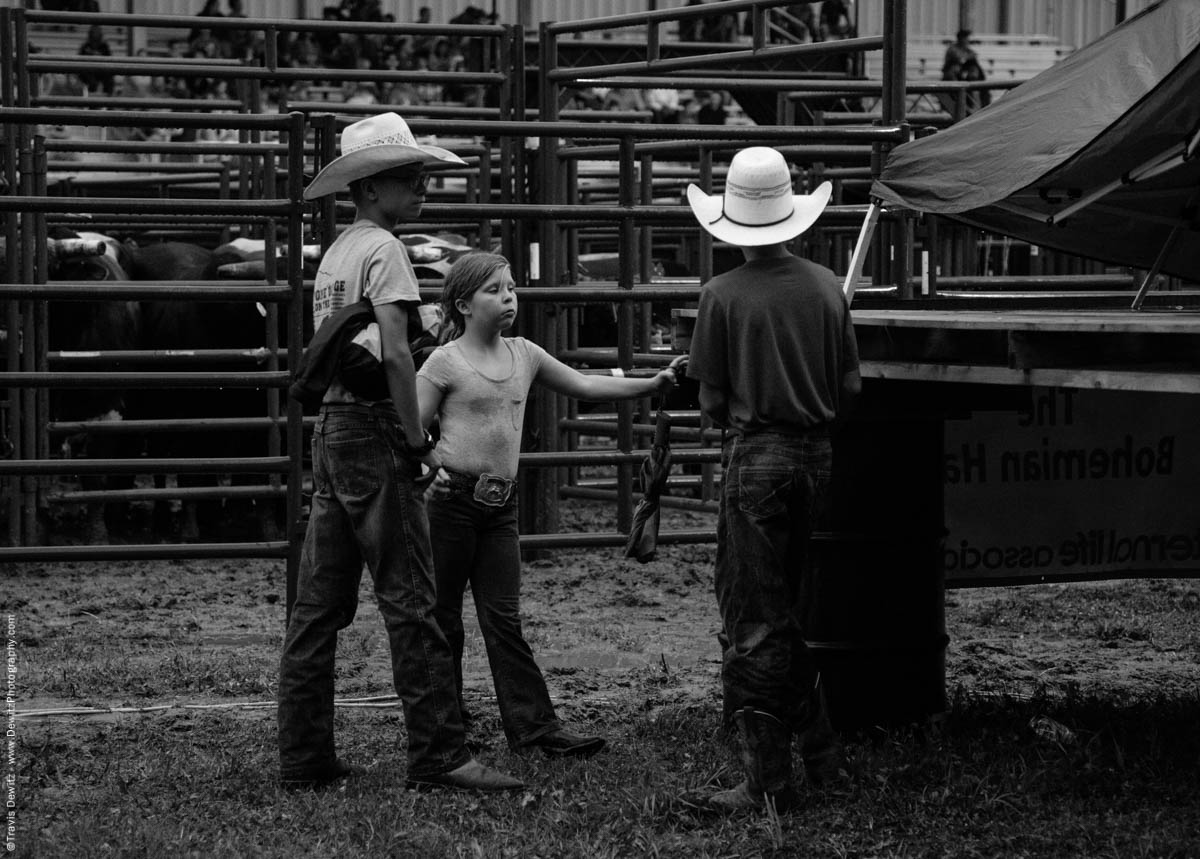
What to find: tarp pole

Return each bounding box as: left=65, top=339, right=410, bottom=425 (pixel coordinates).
left=1130, top=184, right=1200, bottom=311
left=843, top=200, right=882, bottom=304
left=1129, top=228, right=1177, bottom=311
left=1050, top=138, right=1192, bottom=225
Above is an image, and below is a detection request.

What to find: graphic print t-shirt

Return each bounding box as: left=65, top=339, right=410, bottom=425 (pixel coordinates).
left=311, top=219, right=420, bottom=404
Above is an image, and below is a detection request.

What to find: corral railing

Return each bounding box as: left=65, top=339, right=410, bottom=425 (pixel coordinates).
left=522, top=0, right=908, bottom=540
left=7, top=1, right=1084, bottom=572
left=0, top=105, right=308, bottom=574
left=2, top=2, right=926, bottom=576
left=0, top=8, right=521, bottom=605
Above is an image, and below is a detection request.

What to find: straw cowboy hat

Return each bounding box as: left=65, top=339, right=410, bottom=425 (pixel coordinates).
left=302, top=112, right=467, bottom=201
left=686, top=147, right=832, bottom=247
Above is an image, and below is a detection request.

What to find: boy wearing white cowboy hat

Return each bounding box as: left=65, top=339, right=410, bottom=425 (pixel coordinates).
left=681, top=146, right=861, bottom=814
left=278, top=112, right=524, bottom=793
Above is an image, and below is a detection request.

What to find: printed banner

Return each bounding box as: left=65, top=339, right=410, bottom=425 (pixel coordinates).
left=944, top=387, right=1200, bottom=583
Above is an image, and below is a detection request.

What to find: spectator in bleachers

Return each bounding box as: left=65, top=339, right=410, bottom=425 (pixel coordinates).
left=567, top=86, right=605, bottom=112
left=942, top=29, right=981, bottom=80
left=361, top=0, right=385, bottom=22
left=820, top=0, right=856, bottom=75
left=702, top=10, right=740, bottom=43
left=378, top=50, right=420, bottom=107
left=161, top=39, right=193, bottom=99
left=412, top=6, right=437, bottom=58
left=431, top=38, right=468, bottom=102
left=449, top=5, right=497, bottom=26
left=379, top=15, right=405, bottom=57
left=284, top=31, right=327, bottom=95
left=696, top=89, right=728, bottom=125
left=603, top=86, right=646, bottom=115
left=326, top=31, right=362, bottom=72
left=646, top=87, right=682, bottom=124
left=283, top=31, right=321, bottom=70
left=779, top=4, right=817, bottom=43
left=942, top=29, right=991, bottom=111
left=185, top=28, right=224, bottom=98
left=678, top=0, right=704, bottom=42
left=41, top=1, right=99, bottom=12
left=190, top=0, right=224, bottom=42
left=77, top=24, right=114, bottom=95
left=819, top=0, right=855, bottom=40
left=224, top=0, right=254, bottom=61
left=189, top=27, right=222, bottom=60
left=315, top=7, right=343, bottom=61
left=412, top=51, right=443, bottom=104
left=40, top=69, right=84, bottom=99
left=116, top=48, right=164, bottom=100
left=343, top=57, right=380, bottom=105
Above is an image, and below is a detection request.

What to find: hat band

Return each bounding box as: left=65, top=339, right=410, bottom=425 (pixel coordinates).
left=343, top=131, right=418, bottom=154
left=708, top=203, right=796, bottom=229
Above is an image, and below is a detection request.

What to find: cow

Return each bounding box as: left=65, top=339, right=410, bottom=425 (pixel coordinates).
left=135, top=231, right=476, bottom=542
left=18, top=229, right=483, bottom=544
left=30, top=228, right=144, bottom=544
left=130, top=238, right=271, bottom=543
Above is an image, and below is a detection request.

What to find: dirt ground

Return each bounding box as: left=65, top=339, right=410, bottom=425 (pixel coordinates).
left=8, top=499, right=1200, bottom=724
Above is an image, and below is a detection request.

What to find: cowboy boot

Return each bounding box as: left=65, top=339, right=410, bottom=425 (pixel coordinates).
left=701, top=707, right=797, bottom=814
left=798, top=676, right=848, bottom=788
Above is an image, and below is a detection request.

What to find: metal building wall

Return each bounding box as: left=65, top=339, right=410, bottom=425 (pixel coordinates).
left=2, top=0, right=1164, bottom=50
left=0, top=0, right=682, bottom=27
left=855, top=0, right=1161, bottom=51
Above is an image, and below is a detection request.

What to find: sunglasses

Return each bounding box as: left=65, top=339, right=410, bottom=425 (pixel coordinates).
left=376, top=171, right=428, bottom=194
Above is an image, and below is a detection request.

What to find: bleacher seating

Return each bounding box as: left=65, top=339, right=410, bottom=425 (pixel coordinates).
left=26, top=23, right=130, bottom=57
left=865, top=33, right=1073, bottom=82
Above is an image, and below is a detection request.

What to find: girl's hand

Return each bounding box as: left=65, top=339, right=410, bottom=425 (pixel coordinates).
left=653, top=354, right=688, bottom=392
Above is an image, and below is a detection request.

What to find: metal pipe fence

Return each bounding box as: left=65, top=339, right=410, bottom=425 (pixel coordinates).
left=0, top=1, right=990, bottom=575
left=0, top=82, right=307, bottom=563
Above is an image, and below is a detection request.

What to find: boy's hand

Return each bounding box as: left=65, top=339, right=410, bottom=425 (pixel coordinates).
left=414, top=451, right=442, bottom=491
left=423, top=465, right=453, bottom=500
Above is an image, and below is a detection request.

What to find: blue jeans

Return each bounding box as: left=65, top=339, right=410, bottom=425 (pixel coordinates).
left=277, top=403, right=470, bottom=779
left=715, top=430, right=833, bottom=730
left=428, top=487, right=559, bottom=748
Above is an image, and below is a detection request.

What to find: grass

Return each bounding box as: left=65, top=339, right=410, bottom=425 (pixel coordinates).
left=16, top=691, right=1200, bottom=858
left=6, top=550, right=1200, bottom=857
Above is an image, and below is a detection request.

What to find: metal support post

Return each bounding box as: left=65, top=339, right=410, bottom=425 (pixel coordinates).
left=284, top=111, right=306, bottom=621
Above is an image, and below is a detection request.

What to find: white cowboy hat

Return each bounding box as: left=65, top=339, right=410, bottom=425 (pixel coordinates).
left=686, top=147, right=832, bottom=247
left=302, top=112, right=467, bottom=200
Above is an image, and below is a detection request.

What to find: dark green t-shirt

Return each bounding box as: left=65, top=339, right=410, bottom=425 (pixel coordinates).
left=687, top=254, right=859, bottom=433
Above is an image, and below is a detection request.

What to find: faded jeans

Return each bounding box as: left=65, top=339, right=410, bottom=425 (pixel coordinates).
left=715, top=430, right=833, bottom=731
left=278, top=403, right=469, bottom=779
left=428, top=488, right=559, bottom=748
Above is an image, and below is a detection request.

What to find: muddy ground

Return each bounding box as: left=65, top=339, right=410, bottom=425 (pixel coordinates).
left=9, top=500, right=1200, bottom=723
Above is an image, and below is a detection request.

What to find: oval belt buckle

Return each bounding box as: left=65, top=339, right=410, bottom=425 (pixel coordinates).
left=474, top=473, right=512, bottom=507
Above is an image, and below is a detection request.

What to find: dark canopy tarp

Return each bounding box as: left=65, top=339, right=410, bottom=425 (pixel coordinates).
left=871, top=0, right=1200, bottom=281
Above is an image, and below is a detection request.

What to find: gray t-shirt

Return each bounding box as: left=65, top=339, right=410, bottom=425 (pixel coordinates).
left=417, top=337, right=550, bottom=479
left=311, top=219, right=420, bottom=404
left=687, top=254, right=859, bottom=433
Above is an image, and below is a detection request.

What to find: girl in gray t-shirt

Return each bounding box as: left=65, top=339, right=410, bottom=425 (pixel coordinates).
left=416, top=251, right=685, bottom=757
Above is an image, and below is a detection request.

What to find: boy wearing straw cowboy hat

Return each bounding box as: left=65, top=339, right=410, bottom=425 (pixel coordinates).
left=278, top=112, right=523, bottom=793
left=681, top=146, right=861, bottom=813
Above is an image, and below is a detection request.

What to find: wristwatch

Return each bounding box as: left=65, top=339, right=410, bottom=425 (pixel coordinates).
left=403, top=429, right=436, bottom=458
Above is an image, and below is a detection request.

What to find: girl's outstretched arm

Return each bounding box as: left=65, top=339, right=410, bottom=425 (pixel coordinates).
left=536, top=354, right=687, bottom=401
